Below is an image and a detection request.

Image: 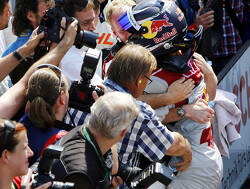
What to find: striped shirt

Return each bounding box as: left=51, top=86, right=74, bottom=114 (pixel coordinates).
left=64, top=79, right=175, bottom=167
left=104, top=79, right=174, bottom=167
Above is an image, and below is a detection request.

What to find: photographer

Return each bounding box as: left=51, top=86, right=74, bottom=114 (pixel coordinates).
left=0, top=0, right=49, bottom=84
left=59, top=0, right=103, bottom=86
left=51, top=92, right=139, bottom=189
left=19, top=64, right=70, bottom=166
left=0, top=119, right=51, bottom=189
left=44, top=0, right=106, bottom=127
left=1, top=0, right=55, bottom=85
left=0, top=18, right=78, bottom=119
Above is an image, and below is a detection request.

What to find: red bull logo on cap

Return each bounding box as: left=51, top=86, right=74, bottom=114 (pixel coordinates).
left=150, top=14, right=173, bottom=34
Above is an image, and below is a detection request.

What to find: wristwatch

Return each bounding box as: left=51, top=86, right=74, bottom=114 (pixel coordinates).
left=177, top=106, right=186, bottom=117
left=13, top=50, right=24, bottom=62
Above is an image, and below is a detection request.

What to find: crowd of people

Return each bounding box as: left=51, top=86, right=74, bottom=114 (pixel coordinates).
left=0, top=0, right=248, bottom=188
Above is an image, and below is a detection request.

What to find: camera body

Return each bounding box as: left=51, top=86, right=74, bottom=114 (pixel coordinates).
left=129, top=162, right=173, bottom=188
left=31, top=145, right=74, bottom=189
left=69, top=48, right=104, bottom=113
left=38, top=0, right=99, bottom=49
left=117, top=157, right=173, bottom=188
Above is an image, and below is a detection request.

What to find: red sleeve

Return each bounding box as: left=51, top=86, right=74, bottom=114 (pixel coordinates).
left=188, top=23, right=198, bottom=31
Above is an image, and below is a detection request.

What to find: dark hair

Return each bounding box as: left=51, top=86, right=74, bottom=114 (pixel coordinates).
left=0, top=0, right=9, bottom=15
left=64, top=0, right=99, bottom=17
left=26, top=68, right=67, bottom=130
left=0, top=119, right=26, bottom=156
left=12, top=0, right=39, bottom=36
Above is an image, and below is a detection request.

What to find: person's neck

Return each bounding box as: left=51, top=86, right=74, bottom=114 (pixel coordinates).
left=88, top=126, right=117, bottom=155
left=54, top=112, right=64, bottom=122
left=126, top=84, right=137, bottom=98
left=54, top=104, right=66, bottom=122
left=0, top=167, right=14, bottom=189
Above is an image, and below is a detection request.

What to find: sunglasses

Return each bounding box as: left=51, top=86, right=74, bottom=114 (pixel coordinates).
left=35, top=64, right=62, bottom=94
left=0, top=119, right=16, bottom=153
left=144, top=75, right=153, bottom=84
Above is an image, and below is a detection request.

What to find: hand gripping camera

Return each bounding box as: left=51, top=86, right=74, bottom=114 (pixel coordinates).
left=69, top=48, right=104, bottom=113
left=30, top=145, right=74, bottom=189
left=38, top=0, right=99, bottom=49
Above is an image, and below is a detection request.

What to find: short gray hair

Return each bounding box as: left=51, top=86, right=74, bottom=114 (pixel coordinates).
left=88, top=91, right=139, bottom=139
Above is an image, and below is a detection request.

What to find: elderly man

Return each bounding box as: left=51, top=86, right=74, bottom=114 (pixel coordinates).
left=51, top=92, right=139, bottom=189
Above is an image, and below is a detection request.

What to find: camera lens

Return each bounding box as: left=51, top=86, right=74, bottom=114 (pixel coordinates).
left=116, top=162, right=141, bottom=187
left=74, top=29, right=84, bottom=49
left=74, top=29, right=99, bottom=49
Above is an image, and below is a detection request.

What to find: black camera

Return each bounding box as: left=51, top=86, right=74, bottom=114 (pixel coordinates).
left=69, top=48, right=104, bottom=113
left=116, top=160, right=141, bottom=187
left=117, top=157, right=174, bottom=188
left=31, top=145, right=74, bottom=189
left=38, top=0, right=99, bottom=49
left=128, top=162, right=173, bottom=188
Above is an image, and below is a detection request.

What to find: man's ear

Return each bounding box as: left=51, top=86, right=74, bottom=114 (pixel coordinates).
left=120, top=127, right=128, bottom=138
left=27, top=11, right=36, bottom=23
left=136, top=75, right=144, bottom=88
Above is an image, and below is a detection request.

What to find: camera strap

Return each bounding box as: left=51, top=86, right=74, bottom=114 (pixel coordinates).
left=82, top=125, right=109, bottom=179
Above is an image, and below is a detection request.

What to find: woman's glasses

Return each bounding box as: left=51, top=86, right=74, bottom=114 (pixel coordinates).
left=0, top=119, right=16, bottom=152
left=36, top=64, right=62, bottom=94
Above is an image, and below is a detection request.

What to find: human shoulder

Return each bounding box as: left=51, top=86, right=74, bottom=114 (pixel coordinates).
left=57, top=129, right=109, bottom=188
left=135, top=99, right=156, bottom=119
left=1, top=33, right=30, bottom=58
left=19, top=113, right=33, bottom=128
left=56, top=126, right=83, bottom=146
